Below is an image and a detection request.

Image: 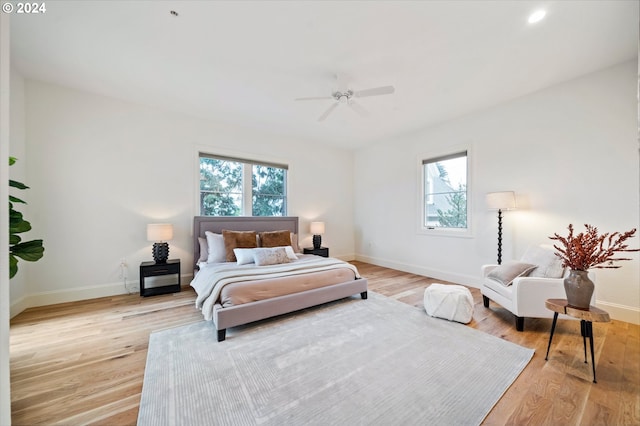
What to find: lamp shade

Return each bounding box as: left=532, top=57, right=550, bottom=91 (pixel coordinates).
left=147, top=223, right=174, bottom=242
left=486, top=191, right=516, bottom=211
left=310, top=221, right=325, bottom=235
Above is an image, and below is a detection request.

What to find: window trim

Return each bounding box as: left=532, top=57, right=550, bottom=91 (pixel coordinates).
left=199, top=152, right=288, bottom=171
left=417, top=145, right=473, bottom=238
left=197, top=149, right=289, bottom=217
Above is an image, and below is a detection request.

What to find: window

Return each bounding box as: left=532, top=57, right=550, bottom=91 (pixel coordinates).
left=199, top=153, right=287, bottom=216
left=421, top=150, right=468, bottom=232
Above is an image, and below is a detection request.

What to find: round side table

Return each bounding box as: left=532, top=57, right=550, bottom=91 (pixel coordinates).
left=544, top=298, right=610, bottom=383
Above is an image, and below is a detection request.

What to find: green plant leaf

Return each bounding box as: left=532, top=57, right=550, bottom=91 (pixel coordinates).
left=9, top=209, right=21, bottom=220
left=9, top=179, right=29, bottom=190
left=10, top=195, right=26, bottom=204
left=9, top=255, right=18, bottom=279
left=9, top=156, right=44, bottom=279
left=10, top=239, right=44, bottom=262
left=9, top=211, right=31, bottom=234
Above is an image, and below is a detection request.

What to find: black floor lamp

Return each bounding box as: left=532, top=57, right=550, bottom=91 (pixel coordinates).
left=486, top=191, right=516, bottom=265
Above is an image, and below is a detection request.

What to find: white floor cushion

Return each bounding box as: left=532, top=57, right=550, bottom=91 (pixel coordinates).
left=424, top=284, right=474, bottom=324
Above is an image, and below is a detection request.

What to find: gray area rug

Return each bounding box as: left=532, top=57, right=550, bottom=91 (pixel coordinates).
left=138, top=292, right=533, bottom=425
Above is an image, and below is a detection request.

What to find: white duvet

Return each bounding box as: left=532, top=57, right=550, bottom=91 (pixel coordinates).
left=190, top=255, right=360, bottom=321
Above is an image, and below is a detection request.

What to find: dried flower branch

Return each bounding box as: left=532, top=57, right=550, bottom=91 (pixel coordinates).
left=549, top=224, right=639, bottom=271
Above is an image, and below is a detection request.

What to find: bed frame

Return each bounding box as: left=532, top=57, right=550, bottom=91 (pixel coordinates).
left=193, top=216, right=368, bottom=341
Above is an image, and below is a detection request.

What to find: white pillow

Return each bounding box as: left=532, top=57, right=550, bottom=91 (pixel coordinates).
left=252, top=247, right=291, bottom=266
left=234, top=248, right=256, bottom=265
left=205, top=231, right=226, bottom=263
left=198, top=237, right=209, bottom=263
left=520, top=245, right=565, bottom=278
left=281, top=246, right=298, bottom=261
left=235, top=246, right=297, bottom=265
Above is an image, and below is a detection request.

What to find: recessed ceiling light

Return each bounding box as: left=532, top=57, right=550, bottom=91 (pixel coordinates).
left=528, top=9, right=546, bottom=24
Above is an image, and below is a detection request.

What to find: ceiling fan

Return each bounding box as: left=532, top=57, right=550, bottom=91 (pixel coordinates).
left=295, top=84, right=395, bottom=122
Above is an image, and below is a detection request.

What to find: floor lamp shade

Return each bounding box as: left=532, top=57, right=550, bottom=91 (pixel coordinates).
left=310, top=221, right=325, bottom=250
left=486, top=192, right=516, bottom=265
left=486, top=191, right=516, bottom=211
left=147, top=223, right=173, bottom=263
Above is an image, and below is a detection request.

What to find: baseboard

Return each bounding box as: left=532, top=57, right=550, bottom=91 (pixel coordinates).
left=355, top=253, right=640, bottom=325
left=9, top=295, right=29, bottom=319
left=10, top=273, right=193, bottom=318
left=333, top=252, right=356, bottom=262
left=595, top=301, right=640, bottom=325
left=354, top=254, right=482, bottom=289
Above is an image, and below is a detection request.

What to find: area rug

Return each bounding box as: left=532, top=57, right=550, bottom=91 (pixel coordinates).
left=138, top=292, right=533, bottom=425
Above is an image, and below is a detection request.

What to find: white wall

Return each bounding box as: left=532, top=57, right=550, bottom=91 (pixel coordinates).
left=354, top=60, right=640, bottom=324
left=11, top=79, right=355, bottom=310
left=1, top=11, right=12, bottom=426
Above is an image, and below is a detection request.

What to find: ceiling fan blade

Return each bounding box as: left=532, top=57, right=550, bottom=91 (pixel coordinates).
left=318, top=103, right=339, bottom=121
left=295, top=96, right=333, bottom=101
left=348, top=100, right=369, bottom=117
left=353, top=85, right=395, bottom=98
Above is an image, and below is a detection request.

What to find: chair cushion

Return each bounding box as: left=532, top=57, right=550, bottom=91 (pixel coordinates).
left=486, top=261, right=537, bottom=286
left=483, top=277, right=514, bottom=300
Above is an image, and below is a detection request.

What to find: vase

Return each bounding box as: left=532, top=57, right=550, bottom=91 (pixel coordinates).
left=563, top=270, right=594, bottom=310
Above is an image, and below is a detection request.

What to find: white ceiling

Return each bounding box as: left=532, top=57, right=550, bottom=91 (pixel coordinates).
left=9, top=1, right=639, bottom=150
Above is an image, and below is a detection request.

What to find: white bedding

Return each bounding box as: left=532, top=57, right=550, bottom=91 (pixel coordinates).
left=191, top=255, right=361, bottom=321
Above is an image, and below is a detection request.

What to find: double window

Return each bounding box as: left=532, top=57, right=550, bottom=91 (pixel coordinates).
left=199, top=153, right=287, bottom=216
left=421, top=150, right=469, bottom=233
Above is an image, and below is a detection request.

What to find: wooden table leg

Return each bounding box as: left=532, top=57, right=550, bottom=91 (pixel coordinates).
left=545, top=312, right=559, bottom=361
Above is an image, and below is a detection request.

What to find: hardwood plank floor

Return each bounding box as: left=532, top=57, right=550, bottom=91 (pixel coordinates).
left=10, top=261, right=640, bottom=425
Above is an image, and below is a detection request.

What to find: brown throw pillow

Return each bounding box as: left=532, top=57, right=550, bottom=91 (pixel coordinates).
left=222, top=230, right=258, bottom=262
left=487, top=261, right=537, bottom=286
left=259, top=230, right=292, bottom=248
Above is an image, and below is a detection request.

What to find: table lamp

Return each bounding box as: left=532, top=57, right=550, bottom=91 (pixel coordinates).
left=147, top=223, right=173, bottom=263
left=310, top=221, right=325, bottom=250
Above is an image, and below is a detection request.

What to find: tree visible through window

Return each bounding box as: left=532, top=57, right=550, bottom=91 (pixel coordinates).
left=252, top=165, right=286, bottom=216
left=200, top=154, right=287, bottom=216
left=422, top=151, right=467, bottom=229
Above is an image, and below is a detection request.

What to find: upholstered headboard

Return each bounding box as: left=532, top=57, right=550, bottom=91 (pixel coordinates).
left=192, top=216, right=299, bottom=270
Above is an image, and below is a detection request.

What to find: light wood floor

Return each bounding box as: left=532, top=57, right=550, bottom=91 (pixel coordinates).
left=10, top=261, right=640, bottom=425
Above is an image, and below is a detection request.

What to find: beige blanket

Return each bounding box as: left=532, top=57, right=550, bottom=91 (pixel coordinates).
left=191, top=256, right=360, bottom=321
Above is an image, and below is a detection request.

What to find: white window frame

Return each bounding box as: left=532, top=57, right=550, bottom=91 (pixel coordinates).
left=198, top=150, right=289, bottom=217
left=417, top=146, right=473, bottom=238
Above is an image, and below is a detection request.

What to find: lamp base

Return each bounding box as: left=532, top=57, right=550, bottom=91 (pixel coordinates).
left=152, top=242, right=170, bottom=264
left=312, top=235, right=322, bottom=250
left=497, top=209, right=503, bottom=265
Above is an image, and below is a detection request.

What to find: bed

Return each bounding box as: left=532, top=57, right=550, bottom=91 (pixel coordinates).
left=190, top=216, right=368, bottom=341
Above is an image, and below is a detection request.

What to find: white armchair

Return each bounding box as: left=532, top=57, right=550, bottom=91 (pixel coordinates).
left=481, top=245, right=595, bottom=331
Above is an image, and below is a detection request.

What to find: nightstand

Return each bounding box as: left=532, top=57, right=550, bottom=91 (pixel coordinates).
left=139, top=259, right=181, bottom=297
left=303, top=247, right=329, bottom=258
